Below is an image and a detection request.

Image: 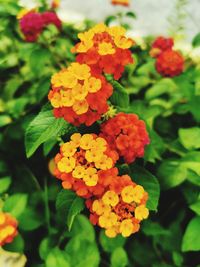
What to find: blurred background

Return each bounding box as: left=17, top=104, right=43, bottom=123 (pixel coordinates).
left=19, top=0, right=200, bottom=40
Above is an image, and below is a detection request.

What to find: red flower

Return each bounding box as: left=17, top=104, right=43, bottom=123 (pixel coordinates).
left=156, top=49, right=184, bottom=77
left=41, top=11, right=62, bottom=30
left=101, top=113, right=150, bottom=163
left=151, top=36, right=174, bottom=57
left=0, top=213, right=18, bottom=246
left=19, top=11, right=44, bottom=42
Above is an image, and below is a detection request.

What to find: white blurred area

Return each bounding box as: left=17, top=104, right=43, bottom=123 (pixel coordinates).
left=19, top=0, right=200, bottom=40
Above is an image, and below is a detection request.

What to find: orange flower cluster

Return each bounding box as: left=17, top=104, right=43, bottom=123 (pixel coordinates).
left=111, top=0, right=130, bottom=6
left=53, top=133, right=119, bottom=198
left=150, top=36, right=184, bottom=77
left=48, top=62, right=113, bottom=126
left=73, top=23, right=134, bottom=80
left=86, top=174, right=149, bottom=238
left=0, top=212, right=18, bottom=246
left=100, top=112, right=150, bottom=163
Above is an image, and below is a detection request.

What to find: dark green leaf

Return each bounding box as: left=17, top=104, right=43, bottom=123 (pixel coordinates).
left=56, top=189, right=84, bottom=230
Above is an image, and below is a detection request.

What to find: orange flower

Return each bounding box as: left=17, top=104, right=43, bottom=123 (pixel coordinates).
left=100, top=113, right=150, bottom=163
left=0, top=213, right=18, bottom=246
left=53, top=133, right=118, bottom=198
left=89, top=175, right=149, bottom=238
left=73, top=23, right=134, bottom=80
left=111, top=0, right=130, bottom=6
left=48, top=62, right=113, bottom=126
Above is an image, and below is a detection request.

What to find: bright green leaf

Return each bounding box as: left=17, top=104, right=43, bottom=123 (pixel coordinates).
left=25, top=104, right=69, bottom=157
left=46, top=248, right=70, bottom=267
left=111, top=247, right=128, bottom=267
left=3, top=194, right=28, bottom=218
left=179, top=127, right=200, bottom=150
left=0, top=176, right=11, bottom=194
left=182, top=216, right=200, bottom=252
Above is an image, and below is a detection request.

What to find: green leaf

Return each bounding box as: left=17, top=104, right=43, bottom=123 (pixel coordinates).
left=182, top=216, right=200, bottom=252
left=46, top=248, right=70, bottom=267
left=111, top=247, right=128, bottom=267
left=18, top=208, right=44, bottom=231
left=0, top=176, right=11, bottom=194
left=179, top=127, right=200, bottom=150
left=3, top=234, right=24, bottom=253
left=126, top=11, right=136, bottom=19
left=35, top=77, right=51, bottom=102
left=109, top=81, right=129, bottom=108
left=25, top=104, right=68, bottom=158
left=43, top=139, right=57, bottom=156
left=172, top=251, right=184, bottom=267
left=65, top=237, right=100, bottom=267
left=130, top=165, right=160, bottom=211
left=39, top=238, right=55, bottom=261
left=145, top=78, right=177, bottom=100
left=192, top=33, right=200, bottom=47
left=70, top=215, right=95, bottom=242
left=56, top=189, right=84, bottom=230
left=99, top=230, right=126, bottom=253
left=189, top=200, right=200, bottom=215
left=142, top=220, right=170, bottom=236
left=157, top=160, right=187, bottom=190
left=0, top=114, right=12, bottom=127
left=29, top=48, right=51, bottom=75
left=3, top=194, right=28, bottom=218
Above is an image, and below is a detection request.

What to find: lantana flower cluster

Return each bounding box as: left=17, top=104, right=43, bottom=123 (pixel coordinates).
left=73, top=23, right=134, bottom=80
left=150, top=36, right=184, bottom=77
left=48, top=62, right=113, bottom=126
left=53, top=119, right=150, bottom=237
left=47, top=23, right=150, bottom=238
left=87, top=174, right=149, bottom=238
left=0, top=212, right=18, bottom=246
left=54, top=133, right=118, bottom=198
left=19, top=10, right=61, bottom=42
left=48, top=24, right=134, bottom=126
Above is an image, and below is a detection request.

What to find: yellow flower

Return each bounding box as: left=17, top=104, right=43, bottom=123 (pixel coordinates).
left=17, top=9, right=30, bottom=19
left=0, top=213, right=5, bottom=225
left=83, top=167, right=98, bottom=186
left=72, top=83, right=88, bottom=100
left=102, top=191, right=119, bottom=207
left=57, top=157, right=76, bottom=173
left=72, top=100, right=89, bottom=115
left=61, top=90, right=75, bottom=107
left=60, top=70, right=78, bottom=88
left=72, top=166, right=85, bottom=179
left=105, top=227, right=118, bottom=238
left=61, top=142, right=77, bottom=157
left=114, top=36, right=133, bottom=49
left=95, top=155, right=113, bottom=170
left=135, top=205, right=149, bottom=220
left=121, top=185, right=144, bottom=204
left=80, top=134, right=94, bottom=150
left=84, top=77, right=102, bottom=93
left=99, top=212, right=118, bottom=228
left=91, top=23, right=107, bottom=34
left=120, top=219, right=133, bottom=237
left=70, top=133, right=81, bottom=147
left=50, top=92, right=61, bottom=108
left=85, top=149, right=103, bottom=162
left=92, top=200, right=111, bottom=215
left=76, top=41, right=94, bottom=53
left=69, top=63, right=91, bottom=80
left=108, top=26, right=126, bottom=37
left=78, top=31, right=94, bottom=42
left=98, top=42, right=116, bottom=55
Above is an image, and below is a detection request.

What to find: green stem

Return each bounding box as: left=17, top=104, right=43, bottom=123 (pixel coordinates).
left=44, top=177, right=51, bottom=234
